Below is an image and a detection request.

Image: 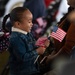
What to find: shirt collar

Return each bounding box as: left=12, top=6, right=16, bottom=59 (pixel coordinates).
left=12, top=27, right=28, bottom=35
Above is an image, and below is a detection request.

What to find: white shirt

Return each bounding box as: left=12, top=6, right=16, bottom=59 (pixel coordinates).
left=12, top=27, right=28, bottom=35
left=56, top=0, right=69, bottom=22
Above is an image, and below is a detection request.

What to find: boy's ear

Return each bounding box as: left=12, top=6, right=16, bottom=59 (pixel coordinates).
left=14, top=21, right=21, bottom=27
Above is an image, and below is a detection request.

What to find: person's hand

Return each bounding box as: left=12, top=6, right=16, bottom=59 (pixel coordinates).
left=36, top=47, right=46, bottom=55
left=35, top=37, right=50, bottom=48
left=44, top=39, right=50, bottom=48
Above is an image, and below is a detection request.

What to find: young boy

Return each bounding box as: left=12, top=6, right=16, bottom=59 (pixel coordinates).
left=2, top=7, right=50, bottom=75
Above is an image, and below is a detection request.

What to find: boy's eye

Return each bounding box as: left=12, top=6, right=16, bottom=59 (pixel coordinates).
left=29, top=21, right=31, bottom=23
left=28, top=20, right=32, bottom=23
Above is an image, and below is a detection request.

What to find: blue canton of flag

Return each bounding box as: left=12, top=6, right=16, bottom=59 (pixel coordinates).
left=52, top=26, right=58, bottom=32
left=50, top=26, right=66, bottom=42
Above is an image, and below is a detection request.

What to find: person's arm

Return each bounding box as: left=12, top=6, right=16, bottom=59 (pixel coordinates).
left=46, top=23, right=75, bottom=63
left=10, top=36, right=39, bottom=62
left=10, top=36, right=49, bottom=62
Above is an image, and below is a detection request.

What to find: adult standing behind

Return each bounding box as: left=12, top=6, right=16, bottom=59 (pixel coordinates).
left=46, top=0, right=75, bottom=65
left=59, top=0, right=75, bottom=75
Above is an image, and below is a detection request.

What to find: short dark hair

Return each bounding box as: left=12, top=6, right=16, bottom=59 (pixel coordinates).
left=10, top=7, right=28, bottom=23
left=2, top=7, right=28, bottom=31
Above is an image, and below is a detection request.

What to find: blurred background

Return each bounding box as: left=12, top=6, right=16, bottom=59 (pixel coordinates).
left=0, top=0, right=69, bottom=75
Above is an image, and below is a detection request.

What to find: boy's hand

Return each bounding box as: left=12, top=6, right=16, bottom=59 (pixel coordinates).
left=36, top=47, right=46, bottom=55
left=44, top=39, right=50, bottom=48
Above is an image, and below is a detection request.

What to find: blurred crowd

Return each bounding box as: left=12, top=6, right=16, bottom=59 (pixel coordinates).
left=1, top=0, right=69, bottom=38
left=0, top=0, right=75, bottom=75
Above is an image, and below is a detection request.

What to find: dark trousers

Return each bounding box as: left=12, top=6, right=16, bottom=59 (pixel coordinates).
left=31, top=73, right=43, bottom=75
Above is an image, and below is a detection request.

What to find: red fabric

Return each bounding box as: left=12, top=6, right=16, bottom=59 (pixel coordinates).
left=44, top=0, right=54, bottom=7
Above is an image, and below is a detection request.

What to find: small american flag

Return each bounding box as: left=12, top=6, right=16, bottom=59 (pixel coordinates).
left=50, top=26, right=66, bottom=42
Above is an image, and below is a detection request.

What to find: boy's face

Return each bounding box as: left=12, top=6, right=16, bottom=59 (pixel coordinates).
left=19, top=10, right=33, bottom=32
